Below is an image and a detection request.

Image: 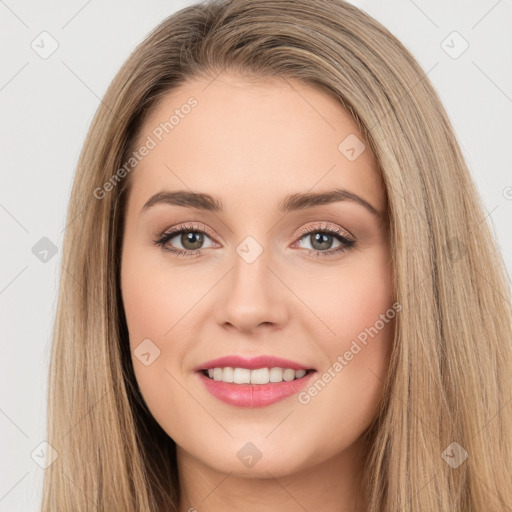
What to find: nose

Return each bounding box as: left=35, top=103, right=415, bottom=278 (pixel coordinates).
left=214, top=248, right=290, bottom=335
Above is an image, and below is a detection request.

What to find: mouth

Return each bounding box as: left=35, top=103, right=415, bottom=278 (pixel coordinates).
left=195, top=365, right=317, bottom=408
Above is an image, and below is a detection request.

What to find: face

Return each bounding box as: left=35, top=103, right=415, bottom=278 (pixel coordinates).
left=120, top=71, right=395, bottom=479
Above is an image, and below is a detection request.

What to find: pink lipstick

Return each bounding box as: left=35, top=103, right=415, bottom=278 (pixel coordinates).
left=194, top=355, right=316, bottom=407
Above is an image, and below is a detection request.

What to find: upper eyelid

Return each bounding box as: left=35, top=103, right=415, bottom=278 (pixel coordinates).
left=296, top=222, right=354, bottom=240
left=162, top=222, right=217, bottom=241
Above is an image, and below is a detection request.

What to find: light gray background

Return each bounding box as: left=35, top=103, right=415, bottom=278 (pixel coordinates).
left=1, top=1, right=511, bottom=510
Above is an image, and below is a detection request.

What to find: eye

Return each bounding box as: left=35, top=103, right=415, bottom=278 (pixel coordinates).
left=154, top=223, right=216, bottom=257
left=154, top=222, right=356, bottom=258
left=293, top=223, right=356, bottom=257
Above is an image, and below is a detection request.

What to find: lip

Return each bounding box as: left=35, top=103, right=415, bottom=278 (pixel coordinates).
left=194, top=355, right=313, bottom=372
left=196, top=369, right=317, bottom=407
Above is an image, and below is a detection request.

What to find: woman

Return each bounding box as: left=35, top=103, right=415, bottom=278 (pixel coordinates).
left=42, top=0, right=512, bottom=510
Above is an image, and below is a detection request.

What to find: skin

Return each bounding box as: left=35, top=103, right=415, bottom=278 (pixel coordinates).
left=120, top=71, right=395, bottom=512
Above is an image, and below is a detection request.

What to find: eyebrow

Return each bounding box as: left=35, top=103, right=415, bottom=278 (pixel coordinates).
left=141, top=187, right=382, bottom=218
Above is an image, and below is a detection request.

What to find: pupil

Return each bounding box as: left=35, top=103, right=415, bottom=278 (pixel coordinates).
left=311, top=233, right=332, bottom=250
left=182, top=231, right=203, bottom=250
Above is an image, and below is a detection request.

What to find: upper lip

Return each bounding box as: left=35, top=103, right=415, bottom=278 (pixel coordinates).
left=194, top=355, right=314, bottom=372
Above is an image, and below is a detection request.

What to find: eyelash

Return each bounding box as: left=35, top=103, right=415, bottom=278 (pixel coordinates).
left=153, top=222, right=356, bottom=258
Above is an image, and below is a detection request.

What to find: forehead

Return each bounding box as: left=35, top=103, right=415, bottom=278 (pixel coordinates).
left=127, top=72, right=386, bottom=215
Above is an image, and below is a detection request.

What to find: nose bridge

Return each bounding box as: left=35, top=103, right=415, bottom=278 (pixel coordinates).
left=215, top=234, right=289, bottom=331
left=233, top=238, right=270, bottom=288
left=230, top=235, right=275, bottom=301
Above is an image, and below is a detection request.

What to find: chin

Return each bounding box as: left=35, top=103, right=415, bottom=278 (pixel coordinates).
left=184, top=436, right=312, bottom=478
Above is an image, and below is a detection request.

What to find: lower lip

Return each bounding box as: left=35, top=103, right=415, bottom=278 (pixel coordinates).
left=196, top=370, right=317, bottom=407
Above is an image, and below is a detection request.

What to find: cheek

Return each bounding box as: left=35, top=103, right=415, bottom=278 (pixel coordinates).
left=335, top=249, right=394, bottom=376
left=121, top=246, right=208, bottom=431
left=121, top=247, right=196, bottom=343
left=296, top=248, right=394, bottom=432
left=301, top=246, right=394, bottom=345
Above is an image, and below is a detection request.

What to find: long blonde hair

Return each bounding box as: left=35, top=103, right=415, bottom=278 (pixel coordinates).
left=42, top=0, right=512, bottom=510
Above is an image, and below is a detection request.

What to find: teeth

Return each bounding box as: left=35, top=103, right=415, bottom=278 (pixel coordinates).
left=204, top=367, right=309, bottom=384
left=251, top=368, right=269, bottom=384
left=233, top=368, right=251, bottom=384
left=283, top=368, right=295, bottom=381
left=222, top=366, right=234, bottom=382
left=269, top=367, right=283, bottom=382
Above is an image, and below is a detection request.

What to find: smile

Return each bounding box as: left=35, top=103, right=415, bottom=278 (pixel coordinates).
left=195, top=354, right=317, bottom=407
